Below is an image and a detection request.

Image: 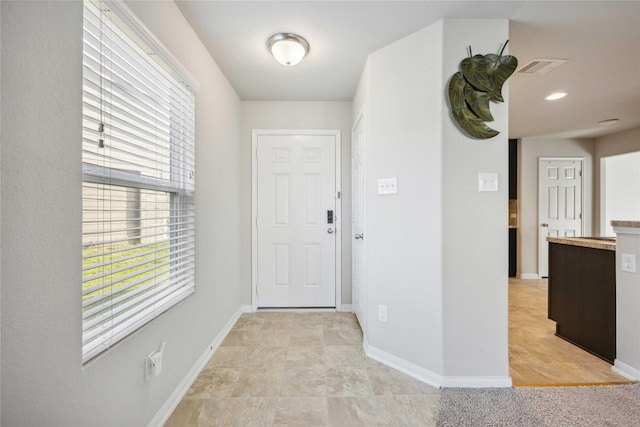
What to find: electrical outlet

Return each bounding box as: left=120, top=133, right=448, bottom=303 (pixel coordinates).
left=145, top=342, right=166, bottom=382
left=378, top=305, right=388, bottom=323
left=621, top=254, right=637, bottom=273
left=145, top=354, right=157, bottom=382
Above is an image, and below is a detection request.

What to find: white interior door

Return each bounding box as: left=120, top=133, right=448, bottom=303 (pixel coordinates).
left=352, top=113, right=366, bottom=329
left=256, top=133, right=337, bottom=308
left=538, top=158, right=583, bottom=277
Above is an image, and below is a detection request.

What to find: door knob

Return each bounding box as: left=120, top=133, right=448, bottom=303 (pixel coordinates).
left=541, top=223, right=549, bottom=227
left=354, top=233, right=364, bottom=240
left=327, top=228, right=334, bottom=234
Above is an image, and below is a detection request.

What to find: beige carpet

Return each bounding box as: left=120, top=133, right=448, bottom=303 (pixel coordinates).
left=436, top=384, right=640, bottom=427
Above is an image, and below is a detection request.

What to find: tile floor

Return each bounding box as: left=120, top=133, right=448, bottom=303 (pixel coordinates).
left=165, top=312, right=440, bottom=426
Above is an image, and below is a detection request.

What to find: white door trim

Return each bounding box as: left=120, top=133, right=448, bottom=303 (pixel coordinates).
left=600, top=157, right=608, bottom=236
left=351, top=107, right=367, bottom=331
left=537, top=156, right=585, bottom=277
left=251, top=130, right=342, bottom=312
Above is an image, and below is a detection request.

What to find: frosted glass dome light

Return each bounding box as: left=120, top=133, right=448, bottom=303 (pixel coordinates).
left=267, top=33, right=309, bottom=67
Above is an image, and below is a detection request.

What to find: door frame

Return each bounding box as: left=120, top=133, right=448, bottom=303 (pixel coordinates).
left=251, top=130, right=342, bottom=312
left=537, top=156, right=584, bottom=277
left=351, top=108, right=367, bottom=331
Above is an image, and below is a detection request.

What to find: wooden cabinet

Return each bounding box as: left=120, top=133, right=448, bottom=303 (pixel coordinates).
left=548, top=242, right=616, bottom=363
left=508, top=139, right=517, bottom=200
left=509, top=228, right=516, bottom=277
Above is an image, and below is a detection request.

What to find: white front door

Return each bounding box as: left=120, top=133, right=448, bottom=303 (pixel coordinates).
left=255, top=132, right=337, bottom=308
left=538, top=158, right=583, bottom=277
left=351, top=113, right=366, bottom=328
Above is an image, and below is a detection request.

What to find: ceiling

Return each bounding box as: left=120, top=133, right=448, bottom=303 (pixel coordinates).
left=175, top=1, right=640, bottom=139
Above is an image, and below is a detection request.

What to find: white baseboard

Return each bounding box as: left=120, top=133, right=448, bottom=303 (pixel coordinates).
left=613, top=359, right=640, bottom=381
left=519, top=273, right=540, bottom=279
left=363, top=338, right=443, bottom=389
left=246, top=305, right=350, bottom=313
left=339, top=304, right=353, bottom=312
left=364, top=338, right=512, bottom=389
left=258, top=308, right=336, bottom=312
left=147, top=307, right=244, bottom=427
left=441, top=376, right=512, bottom=388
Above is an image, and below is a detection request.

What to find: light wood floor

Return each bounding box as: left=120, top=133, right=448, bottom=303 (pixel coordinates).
left=509, top=278, right=634, bottom=386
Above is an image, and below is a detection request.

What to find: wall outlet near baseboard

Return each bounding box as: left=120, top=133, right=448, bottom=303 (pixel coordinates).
left=378, top=305, right=388, bottom=323
left=145, top=341, right=166, bottom=382
left=621, top=254, right=637, bottom=273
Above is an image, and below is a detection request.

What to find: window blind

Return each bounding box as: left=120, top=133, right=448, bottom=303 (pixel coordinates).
left=82, top=0, right=196, bottom=363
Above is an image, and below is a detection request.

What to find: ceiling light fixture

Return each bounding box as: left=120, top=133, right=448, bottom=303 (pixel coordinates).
left=598, top=118, right=620, bottom=126
left=267, top=33, right=309, bottom=67
left=545, top=92, right=567, bottom=101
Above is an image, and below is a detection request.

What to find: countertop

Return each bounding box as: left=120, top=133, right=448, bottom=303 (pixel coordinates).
left=547, top=237, right=616, bottom=251
left=611, top=220, right=640, bottom=229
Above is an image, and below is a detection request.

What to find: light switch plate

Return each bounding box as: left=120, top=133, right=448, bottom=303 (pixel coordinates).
left=621, top=253, right=637, bottom=273
left=479, top=173, right=499, bottom=192
left=377, top=177, right=398, bottom=195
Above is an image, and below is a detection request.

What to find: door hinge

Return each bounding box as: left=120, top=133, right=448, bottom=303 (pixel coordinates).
left=579, top=170, right=582, bottom=177
left=579, top=213, right=582, bottom=219
left=256, top=217, right=259, bottom=228
left=337, top=191, right=341, bottom=199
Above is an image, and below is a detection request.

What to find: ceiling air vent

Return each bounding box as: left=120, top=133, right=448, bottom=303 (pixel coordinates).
left=517, top=59, right=568, bottom=75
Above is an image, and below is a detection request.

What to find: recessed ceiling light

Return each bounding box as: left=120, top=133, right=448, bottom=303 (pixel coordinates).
left=598, top=118, right=620, bottom=126
left=545, top=92, right=567, bottom=101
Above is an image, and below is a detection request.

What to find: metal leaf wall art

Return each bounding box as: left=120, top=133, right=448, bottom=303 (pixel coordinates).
left=448, top=40, right=517, bottom=139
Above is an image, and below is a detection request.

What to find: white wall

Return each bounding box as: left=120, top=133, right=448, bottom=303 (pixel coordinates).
left=613, top=224, right=640, bottom=380
left=518, top=137, right=594, bottom=277
left=0, top=3, right=3, bottom=419
left=602, top=153, right=640, bottom=236
left=1, top=1, right=243, bottom=425
left=441, top=20, right=510, bottom=382
left=352, top=19, right=510, bottom=386
left=240, top=101, right=353, bottom=306
left=353, top=22, right=445, bottom=380
left=352, top=58, right=370, bottom=121
left=594, top=126, right=640, bottom=234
